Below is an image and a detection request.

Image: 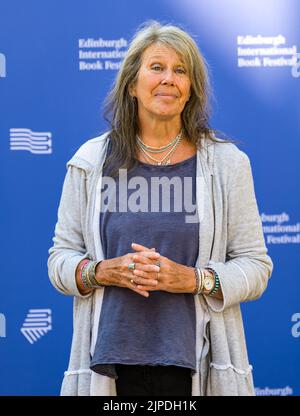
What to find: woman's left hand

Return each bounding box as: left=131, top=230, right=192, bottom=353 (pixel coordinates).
left=131, top=243, right=195, bottom=294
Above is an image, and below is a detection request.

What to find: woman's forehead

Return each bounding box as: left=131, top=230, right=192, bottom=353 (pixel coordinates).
left=141, top=43, right=185, bottom=64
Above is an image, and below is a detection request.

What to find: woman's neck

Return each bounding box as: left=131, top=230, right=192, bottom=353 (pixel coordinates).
left=137, top=116, right=182, bottom=147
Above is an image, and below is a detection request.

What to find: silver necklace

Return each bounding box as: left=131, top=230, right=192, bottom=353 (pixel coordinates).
left=136, top=131, right=182, bottom=154
left=137, top=131, right=182, bottom=165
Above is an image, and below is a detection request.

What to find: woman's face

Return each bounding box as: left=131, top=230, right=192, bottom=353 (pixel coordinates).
left=130, top=43, right=191, bottom=122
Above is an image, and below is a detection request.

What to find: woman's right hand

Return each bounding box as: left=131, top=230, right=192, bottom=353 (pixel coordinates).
left=95, top=250, right=161, bottom=297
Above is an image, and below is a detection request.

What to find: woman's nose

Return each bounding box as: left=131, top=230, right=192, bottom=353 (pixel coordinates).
left=161, top=69, right=175, bottom=85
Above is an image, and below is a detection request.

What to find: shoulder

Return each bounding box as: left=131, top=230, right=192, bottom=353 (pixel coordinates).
left=205, top=137, right=251, bottom=173
left=67, top=131, right=110, bottom=171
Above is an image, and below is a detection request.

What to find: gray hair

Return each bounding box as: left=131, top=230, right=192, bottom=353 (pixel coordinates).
left=104, top=21, right=219, bottom=177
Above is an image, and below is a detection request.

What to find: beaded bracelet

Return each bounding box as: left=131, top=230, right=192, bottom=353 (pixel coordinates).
left=80, top=260, right=104, bottom=289
left=80, top=259, right=90, bottom=272
left=206, top=268, right=220, bottom=296
left=193, top=267, right=204, bottom=295
left=80, top=260, right=92, bottom=289
left=87, top=261, right=105, bottom=288
left=193, top=268, right=199, bottom=295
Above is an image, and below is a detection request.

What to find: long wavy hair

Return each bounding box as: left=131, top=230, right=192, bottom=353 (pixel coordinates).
left=103, top=21, right=226, bottom=177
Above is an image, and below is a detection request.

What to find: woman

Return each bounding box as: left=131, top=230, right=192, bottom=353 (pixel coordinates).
left=48, top=21, right=273, bottom=396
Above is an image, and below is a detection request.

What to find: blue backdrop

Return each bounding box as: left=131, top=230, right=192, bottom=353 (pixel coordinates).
left=0, top=0, right=299, bottom=395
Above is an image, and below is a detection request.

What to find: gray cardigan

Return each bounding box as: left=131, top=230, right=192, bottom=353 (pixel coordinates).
left=48, top=132, right=273, bottom=396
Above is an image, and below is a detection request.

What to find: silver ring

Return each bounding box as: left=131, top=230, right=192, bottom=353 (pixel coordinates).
left=128, top=262, right=136, bottom=271
left=156, top=261, right=161, bottom=267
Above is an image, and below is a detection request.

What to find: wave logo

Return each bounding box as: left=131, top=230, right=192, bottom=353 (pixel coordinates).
left=10, top=128, right=52, bottom=154
left=21, top=309, right=52, bottom=344
left=0, top=53, right=6, bottom=78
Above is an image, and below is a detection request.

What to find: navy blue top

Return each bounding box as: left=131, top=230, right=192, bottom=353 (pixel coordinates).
left=90, top=140, right=199, bottom=378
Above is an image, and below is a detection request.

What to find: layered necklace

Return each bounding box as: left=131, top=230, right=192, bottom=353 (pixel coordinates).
left=136, top=130, right=183, bottom=166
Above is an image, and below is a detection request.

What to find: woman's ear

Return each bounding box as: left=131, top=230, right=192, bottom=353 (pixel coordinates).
left=129, top=83, right=136, bottom=98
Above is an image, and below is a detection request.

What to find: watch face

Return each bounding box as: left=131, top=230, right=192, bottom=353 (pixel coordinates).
left=204, top=277, right=214, bottom=291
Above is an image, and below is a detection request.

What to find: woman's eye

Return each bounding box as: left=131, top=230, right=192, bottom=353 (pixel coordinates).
left=151, top=65, right=162, bottom=71
left=176, top=68, right=186, bottom=74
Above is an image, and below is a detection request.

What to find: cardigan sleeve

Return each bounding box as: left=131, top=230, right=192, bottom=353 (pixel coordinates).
left=204, top=151, right=273, bottom=312
left=47, top=165, right=93, bottom=298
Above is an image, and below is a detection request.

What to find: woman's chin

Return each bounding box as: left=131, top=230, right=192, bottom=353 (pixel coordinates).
left=151, top=108, right=182, bottom=120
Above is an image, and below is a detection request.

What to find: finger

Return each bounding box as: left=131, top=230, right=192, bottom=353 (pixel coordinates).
left=133, top=251, right=160, bottom=259
left=132, top=269, right=159, bottom=282
left=133, top=256, right=160, bottom=272
left=134, top=263, right=160, bottom=272
left=136, top=284, right=158, bottom=291
left=132, top=255, right=151, bottom=265
left=131, top=243, right=155, bottom=252
left=133, top=288, right=150, bottom=297
left=128, top=281, right=150, bottom=297
left=131, top=271, right=158, bottom=286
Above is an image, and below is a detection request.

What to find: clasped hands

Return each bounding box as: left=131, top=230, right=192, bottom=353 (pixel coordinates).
left=96, top=242, right=195, bottom=298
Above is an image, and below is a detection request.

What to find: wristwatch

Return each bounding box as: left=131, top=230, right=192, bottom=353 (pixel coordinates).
left=202, top=269, right=215, bottom=295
